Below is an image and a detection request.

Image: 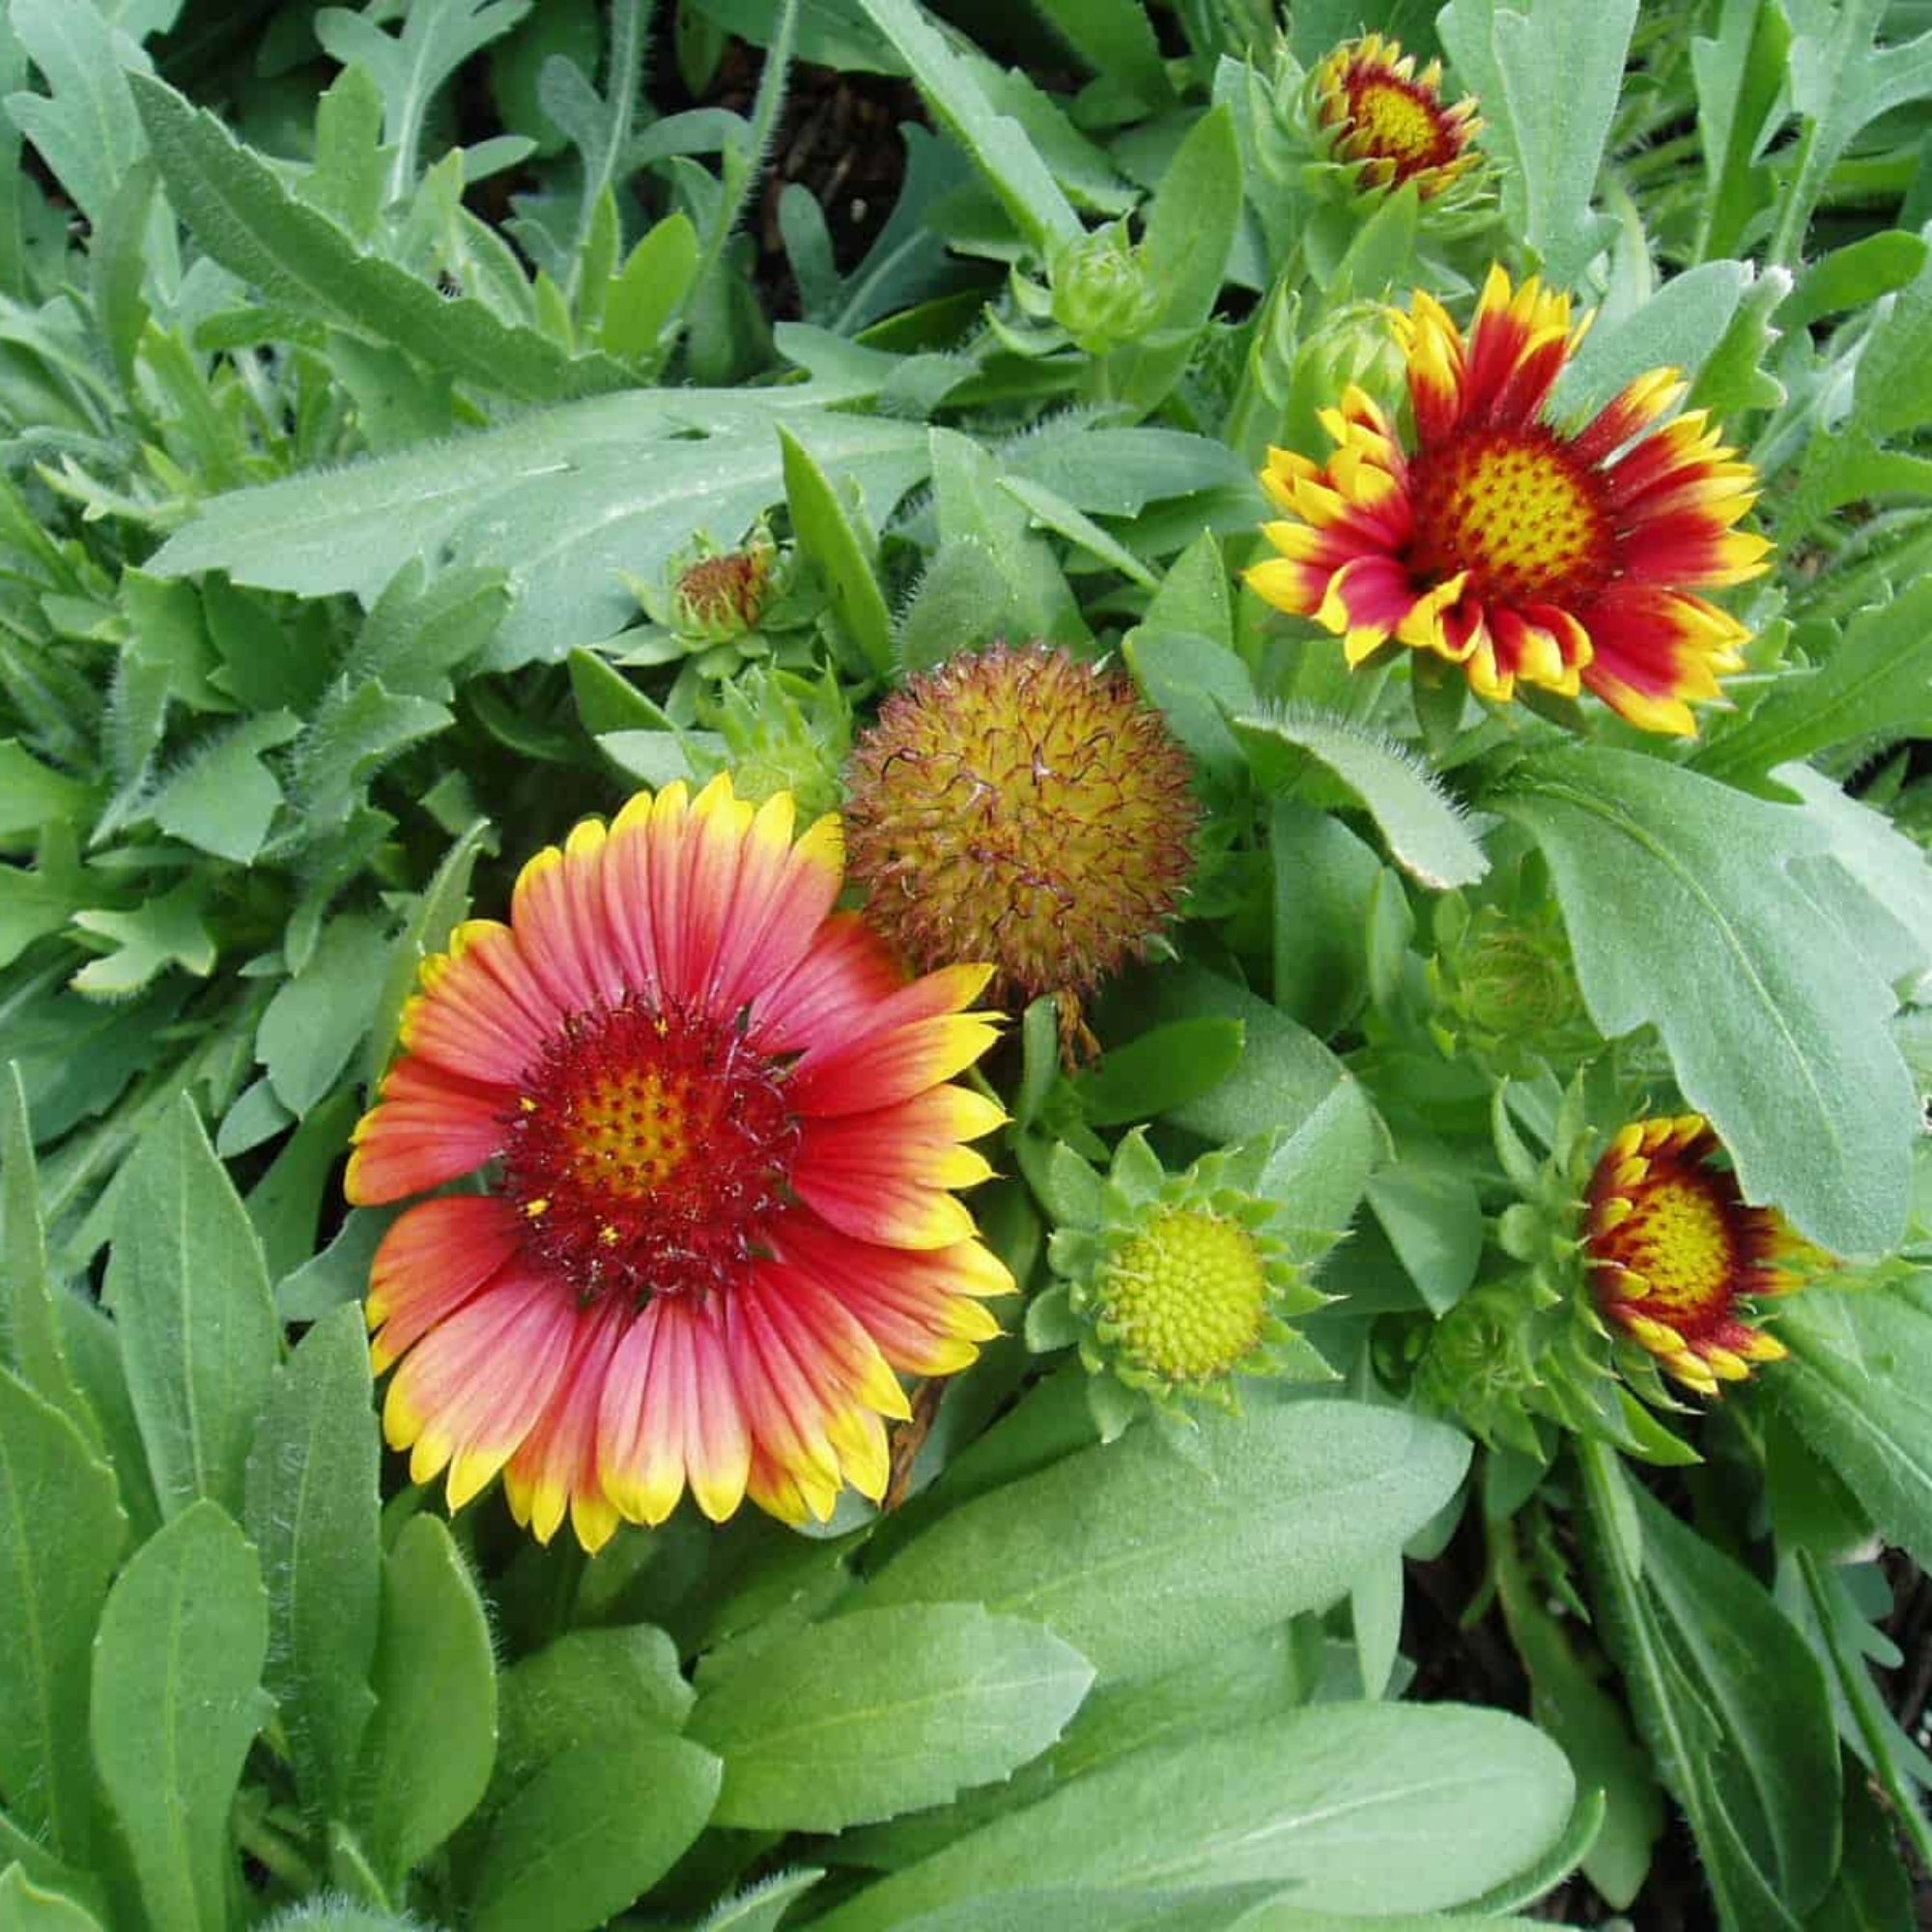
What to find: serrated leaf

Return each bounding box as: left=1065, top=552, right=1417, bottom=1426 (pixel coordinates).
left=347, top=559, right=510, bottom=698
left=811, top=1702, right=1574, bottom=1932
left=5, top=0, right=147, bottom=225
left=70, top=878, right=216, bottom=997
left=0, top=1368, right=124, bottom=1864
left=866, top=1392, right=1467, bottom=1686
left=290, top=679, right=452, bottom=834
left=150, top=390, right=929, bottom=669
left=91, top=1501, right=270, bottom=1932
left=1436, top=0, right=1634, bottom=286
left=1500, top=745, right=1917, bottom=1255
left=356, top=1514, right=497, bottom=1886
left=144, top=711, right=302, bottom=863
left=1234, top=707, right=1489, bottom=889
left=314, top=0, right=534, bottom=200
left=469, top=1726, right=720, bottom=1932
left=1693, top=577, right=1932, bottom=783
left=691, top=1605, right=1093, bottom=1832
left=243, top=1305, right=382, bottom=1823
left=102, top=1095, right=279, bottom=1520
left=695, top=1868, right=828, bottom=1932
left=304, top=62, right=387, bottom=241
left=129, top=72, right=624, bottom=405
left=0, top=741, right=92, bottom=845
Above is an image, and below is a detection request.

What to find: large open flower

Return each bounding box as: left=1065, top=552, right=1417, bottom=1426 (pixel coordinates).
left=346, top=776, right=1010, bottom=1550
left=1585, top=1115, right=1807, bottom=1394
left=1247, top=267, right=1774, bottom=735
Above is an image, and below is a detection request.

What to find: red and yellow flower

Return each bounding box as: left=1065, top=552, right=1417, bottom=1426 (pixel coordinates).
left=346, top=775, right=1011, bottom=1550
left=1247, top=267, right=1774, bottom=735
left=1585, top=1114, right=1809, bottom=1395
left=1312, top=34, right=1482, bottom=200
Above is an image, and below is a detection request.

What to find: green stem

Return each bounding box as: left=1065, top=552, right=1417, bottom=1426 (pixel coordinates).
left=1768, top=123, right=1821, bottom=269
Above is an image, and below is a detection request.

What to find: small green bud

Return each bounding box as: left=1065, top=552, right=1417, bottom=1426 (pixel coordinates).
left=1048, top=223, right=1161, bottom=355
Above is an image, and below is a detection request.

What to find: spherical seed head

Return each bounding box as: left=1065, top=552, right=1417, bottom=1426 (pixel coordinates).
left=844, top=643, right=1201, bottom=1009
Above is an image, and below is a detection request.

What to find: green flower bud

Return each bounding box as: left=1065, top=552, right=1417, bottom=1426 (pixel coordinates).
left=1048, top=223, right=1162, bottom=355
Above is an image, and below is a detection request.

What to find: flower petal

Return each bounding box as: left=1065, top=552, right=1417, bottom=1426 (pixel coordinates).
left=346, top=1056, right=506, bottom=1205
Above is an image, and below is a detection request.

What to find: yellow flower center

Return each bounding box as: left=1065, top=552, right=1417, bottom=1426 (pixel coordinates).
left=504, top=1000, right=798, bottom=1303
left=1411, top=430, right=1611, bottom=606
left=1350, top=77, right=1443, bottom=169
left=1101, top=1209, right=1267, bottom=1385
left=1599, top=1167, right=1735, bottom=1319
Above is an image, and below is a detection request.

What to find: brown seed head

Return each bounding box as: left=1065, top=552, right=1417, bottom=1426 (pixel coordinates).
left=844, top=643, right=1200, bottom=1010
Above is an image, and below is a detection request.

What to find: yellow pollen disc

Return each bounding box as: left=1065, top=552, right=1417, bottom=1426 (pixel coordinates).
left=1352, top=78, right=1442, bottom=166
left=1100, top=1209, right=1268, bottom=1385
left=1414, top=433, right=1610, bottom=605
left=1596, top=1169, right=1738, bottom=1323
left=565, top=1068, right=696, bottom=1202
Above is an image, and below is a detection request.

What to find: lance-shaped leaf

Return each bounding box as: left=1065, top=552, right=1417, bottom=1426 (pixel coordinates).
left=91, top=1501, right=270, bottom=1932
left=1498, top=744, right=1916, bottom=1256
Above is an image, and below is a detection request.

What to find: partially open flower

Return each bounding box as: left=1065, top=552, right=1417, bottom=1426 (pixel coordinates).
left=843, top=644, right=1198, bottom=1032
left=347, top=775, right=1011, bottom=1549
left=1312, top=34, right=1482, bottom=200
left=1247, top=267, right=1775, bottom=735
left=1585, top=1114, right=1815, bottom=1395
left=1030, top=1132, right=1333, bottom=1437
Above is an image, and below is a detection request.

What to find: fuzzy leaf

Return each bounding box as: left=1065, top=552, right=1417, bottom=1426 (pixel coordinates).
left=782, top=426, right=895, bottom=675
left=90, top=1501, right=270, bottom=1932
left=0, top=1368, right=124, bottom=1864
left=5, top=0, right=147, bottom=224
left=102, top=1095, right=279, bottom=1520
left=866, top=1391, right=1466, bottom=1687
left=811, top=1702, right=1574, bottom=1932
left=257, top=913, right=394, bottom=1115
left=143, top=712, right=302, bottom=864
left=1236, top=708, right=1490, bottom=888
left=243, top=1305, right=382, bottom=1823
left=691, top=1605, right=1094, bottom=1832
left=1500, top=744, right=1917, bottom=1255
left=129, top=72, right=623, bottom=404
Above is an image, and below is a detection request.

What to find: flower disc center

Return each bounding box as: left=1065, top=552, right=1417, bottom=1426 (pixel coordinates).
left=1347, top=77, right=1448, bottom=172
left=1591, top=1159, right=1738, bottom=1321
left=1102, top=1208, right=1266, bottom=1385
left=503, top=998, right=798, bottom=1304
left=1410, top=430, right=1611, bottom=605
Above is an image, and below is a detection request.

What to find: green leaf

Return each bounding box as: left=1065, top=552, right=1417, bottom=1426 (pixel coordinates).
left=0, top=742, right=92, bottom=846
left=129, top=73, right=623, bottom=405
left=243, top=1306, right=382, bottom=1823
left=852, top=0, right=1080, bottom=252
left=1693, top=578, right=1932, bottom=783
left=1, top=1065, right=96, bottom=1448
left=69, top=879, right=218, bottom=999
left=929, top=428, right=1083, bottom=646
left=57, top=1299, right=160, bottom=1547
left=257, top=914, right=394, bottom=1116
left=781, top=426, right=895, bottom=676
left=1436, top=0, right=1634, bottom=286
left=245, top=1091, right=361, bottom=1284
left=289, top=679, right=453, bottom=836
left=1030, top=0, right=1170, bottom=103
left=356, top=1514, right=497, bottom=1886
left=1234, top=708, right=1489, bottom=889
left=0, top=1368, right=124, bottom=1864
left=810, top=1701, right=1574, bottom=1932
left=469, top=1726, right=721, bottom=1932
left=1067, top=1017, right=1244, bottom=1127
left=143, top=712, right=302, bottom=864
left=1267, top=803, right=1380, bottom=1037
left=601, top=212, right=702, bottom=362
left=0, top=1868, right=104, bottom=1931
left=90, top=1500, right=270, bottom=1932
left=347, top=560, right=510, bottom=699
left=494, top=1625, right=694, bottom=1806
left=1364, top=1142, right=1484, bottom=1318
left=5, top=0, right=147, bottom=224
left=1774, top=1283, right=1932, bottom=1575
left=315, top=0, right=534, bottom=202
left=102, top=1097, right=279, bottom=1520
left=1551, top=263, right=1750, bottom=418
left=865, top=1392, right=1467, bottom=1687
left=691, top=1605, right=1093, bottom=1832
left=694, top=1868, right=828, bottom=1932
left=1499, top=744, right=1917, bottom=1256
left=304, top=63, right=387, bottom=242
left=151, top=389, right=929, bottom=669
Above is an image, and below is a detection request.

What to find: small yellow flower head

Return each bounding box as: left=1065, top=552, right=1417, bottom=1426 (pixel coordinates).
left=1311, top=34, right=1482, bottom=201
left=843, top=643, right=1199, bottom=1021
left=1031, top=1131, right=1333, bottom=1437
left=1585, top=1115, right=1819, bottom=1396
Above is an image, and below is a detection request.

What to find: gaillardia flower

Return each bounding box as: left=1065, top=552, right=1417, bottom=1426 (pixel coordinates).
left=1585, top=1115, right=1809, bottom=1395
left=844, top=643, right=1198, bottom=1027
left=1247, top=267, right=1775, bottom=735
left=1312, top=34, right=1481, bottom=199
left=346, top=776, right=1011, bottom=1550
